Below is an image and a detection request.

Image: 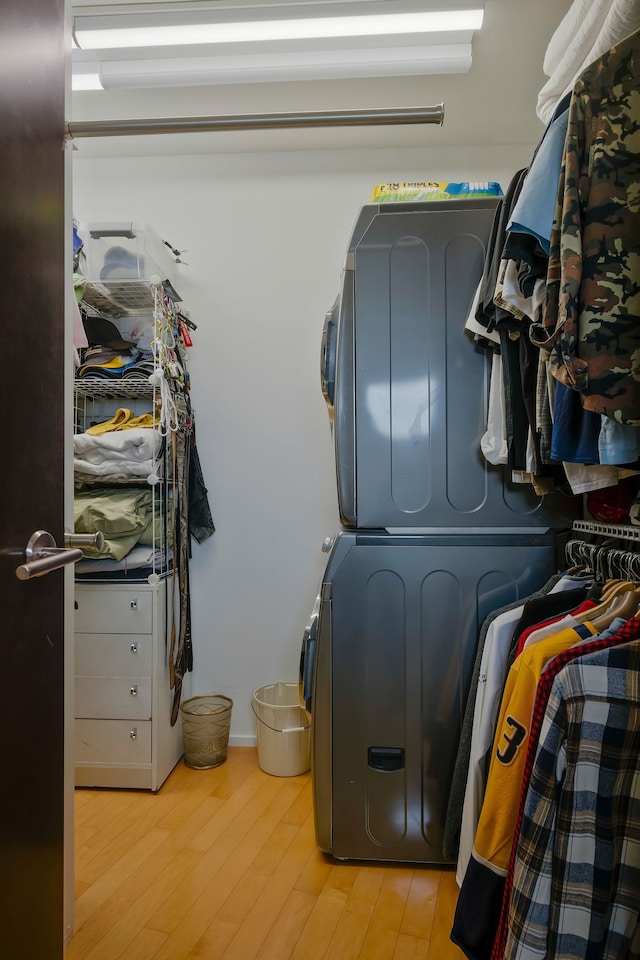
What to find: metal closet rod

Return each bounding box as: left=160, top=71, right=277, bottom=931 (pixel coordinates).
left=65, top=103, right=444, bottom=139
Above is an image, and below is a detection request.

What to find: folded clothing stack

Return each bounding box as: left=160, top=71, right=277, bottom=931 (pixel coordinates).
left=77, top=346, right=155, bottom=381
left=76, top=314, right=156, bottom=381
left=74, top=487, right=162, bottom=561
left=85, top=408, right=157, bottom=436
left=74, top=427, right=161, bottom=486
left=75, top=544, right=173, bottom=577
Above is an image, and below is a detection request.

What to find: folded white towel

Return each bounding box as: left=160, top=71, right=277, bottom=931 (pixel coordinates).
left=74, top=427, right=161, bottom=466
left=74, top=462, right=156, bottom=483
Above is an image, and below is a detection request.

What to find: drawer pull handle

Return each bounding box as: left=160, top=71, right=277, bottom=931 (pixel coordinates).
left=130, top=643, right=138, bottom=654
left=130, top=728, right=137, bottom=740
left=130, top=599, right=138, bottom=610
left=130, top=685, right=138, bottom=697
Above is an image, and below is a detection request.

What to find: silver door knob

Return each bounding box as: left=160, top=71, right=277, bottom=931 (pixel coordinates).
left=15, top=531, right=83, bottom=581
left=64, top=531, right=105, bottom=551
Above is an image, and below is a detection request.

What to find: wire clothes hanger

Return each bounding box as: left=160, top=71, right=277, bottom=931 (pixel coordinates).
left=564, top=537, right=640, bottom=582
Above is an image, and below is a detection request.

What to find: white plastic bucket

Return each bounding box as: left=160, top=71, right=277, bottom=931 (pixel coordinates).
left=252, top=681, right=311, bottom=777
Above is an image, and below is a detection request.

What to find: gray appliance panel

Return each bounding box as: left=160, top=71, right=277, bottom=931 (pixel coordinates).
left=333, top=268, right=356, bottom=524
left=331, top=200, right=574, bottom=529
left=310, top=530, right=560, bottom=863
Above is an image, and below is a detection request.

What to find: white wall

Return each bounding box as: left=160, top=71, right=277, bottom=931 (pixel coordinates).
left=72, top=142, right=537, bottom=743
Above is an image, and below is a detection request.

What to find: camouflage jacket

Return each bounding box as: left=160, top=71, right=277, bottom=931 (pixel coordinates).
left=530, top=28, right=640, bottom=425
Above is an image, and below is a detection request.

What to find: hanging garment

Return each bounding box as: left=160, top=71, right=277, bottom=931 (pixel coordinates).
left=516, top=599, right=597, bottom=654
left=536, top=0, right=640, bottom=124
left=532, top=29, right=640, bottom=424
left=451, top=583, right=640, bottom=960
left=506, top=105, right=570, bottom=257
left=452, top=621, right=600, bottom=960
left=550, top=383, right=602, bottom=465
left=481, top=353, right=509, bottom=466
left=503, top=636, right=640, bottom=960
left=499, top=329, right=530, bottom=471
left=465, top=279, right=500, bottom=348
left=475, top=170, right=528, bottom=338
left=445, top=596, right=540, bottom=865
left=491, top=615, right=640, bottom=960
left=168, top=396, right=192, bottom=725
left=598, top=418, right=640, bottom=466
left=448, top=579, right=590, bottom=873
left=188, top=430, right=215, bottom=543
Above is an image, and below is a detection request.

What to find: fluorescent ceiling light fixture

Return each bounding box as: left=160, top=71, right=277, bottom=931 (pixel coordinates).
left=72, top=63, right=103, bottom=90
left=80, top=43, right=471, bottom=88
left=74, top=9, right=484, bottom=50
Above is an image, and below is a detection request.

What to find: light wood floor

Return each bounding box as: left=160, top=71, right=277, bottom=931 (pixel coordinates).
left=65, top=748, right=465, bottom=960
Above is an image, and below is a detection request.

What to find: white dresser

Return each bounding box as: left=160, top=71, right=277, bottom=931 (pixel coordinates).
left=72, top=260, right=203, bottom=792
left=74, top=581, right=184, bottom=791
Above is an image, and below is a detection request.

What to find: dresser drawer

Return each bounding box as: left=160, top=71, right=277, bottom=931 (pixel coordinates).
left=75, top=588, right=153, bottom=634
left=75, top=676, right=152, bottom=720
left=75, top=633, right=152, bottom=677
left=75, top=719, right=152, bottom=763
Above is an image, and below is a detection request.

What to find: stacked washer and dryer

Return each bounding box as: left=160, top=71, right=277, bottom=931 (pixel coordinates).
left=300, top=196, right=573, bottom=864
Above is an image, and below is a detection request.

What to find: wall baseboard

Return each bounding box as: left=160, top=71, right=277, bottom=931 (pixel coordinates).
left=229, top=735, right=257, bottom=748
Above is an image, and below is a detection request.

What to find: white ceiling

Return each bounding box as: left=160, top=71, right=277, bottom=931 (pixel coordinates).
left=69, top=0, right=573, bottom=158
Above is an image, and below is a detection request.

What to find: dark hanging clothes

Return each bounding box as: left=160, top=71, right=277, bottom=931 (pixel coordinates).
left=188, top=431, right=216, bottom=544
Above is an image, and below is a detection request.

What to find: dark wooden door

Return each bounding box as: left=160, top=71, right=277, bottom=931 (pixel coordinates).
left=0, top=0, right=67, bottom=956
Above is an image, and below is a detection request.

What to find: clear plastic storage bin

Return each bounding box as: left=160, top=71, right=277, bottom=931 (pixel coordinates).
left=78, top=221, right=178, bottom=287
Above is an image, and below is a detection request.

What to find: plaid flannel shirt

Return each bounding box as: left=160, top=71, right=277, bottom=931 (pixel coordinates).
left=492, top=616, right=640, bottom=959
left=504, top=637, right=640, bottom=960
